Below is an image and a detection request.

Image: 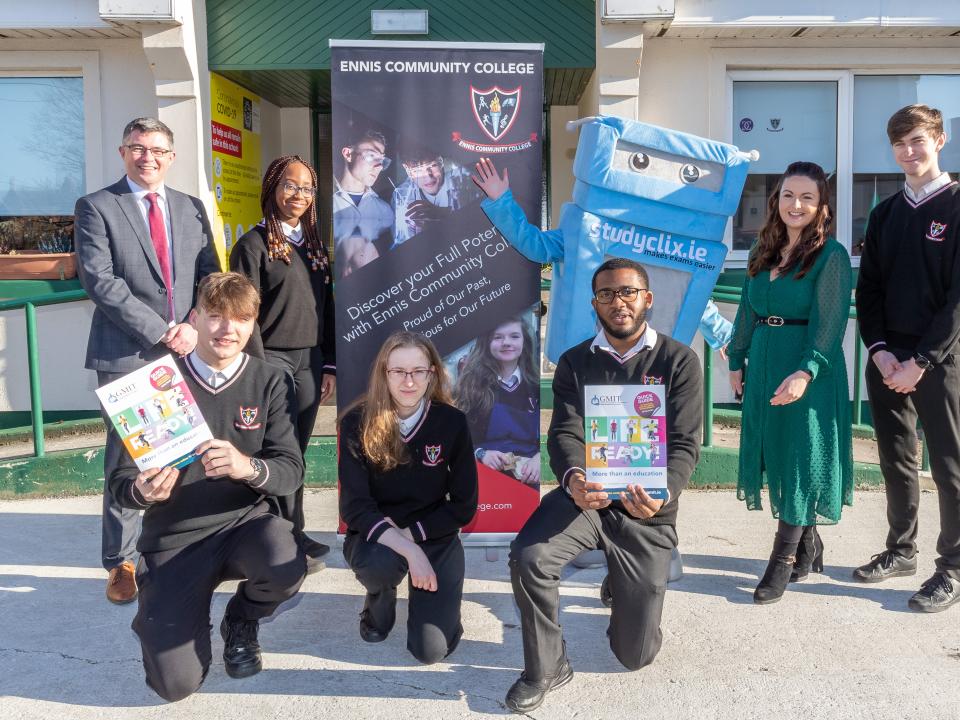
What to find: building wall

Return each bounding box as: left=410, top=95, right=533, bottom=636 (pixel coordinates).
left=0, top=37, right=162, bottom=411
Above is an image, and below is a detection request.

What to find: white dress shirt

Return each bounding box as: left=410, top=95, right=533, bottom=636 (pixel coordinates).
left=904, top=172, right=953, bottom=204
left=188, top=352, right=246, bottom=389
left=589, top=324, right=659, bottom=364
left=397, top=399, right=426, bottom=437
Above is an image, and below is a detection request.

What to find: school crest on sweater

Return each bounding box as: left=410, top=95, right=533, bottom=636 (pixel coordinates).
left=926, top=221, right=948, bottom=241
left=423, top=444, right=443, bottom=467
left=236, top=406, right=262, bottom=430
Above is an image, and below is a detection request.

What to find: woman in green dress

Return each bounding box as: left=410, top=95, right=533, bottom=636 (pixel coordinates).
left=728, top=161, right=854, bottom=605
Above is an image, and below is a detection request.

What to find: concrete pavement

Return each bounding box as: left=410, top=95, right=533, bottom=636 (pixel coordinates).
left=1, top=488, right=958, bottom=719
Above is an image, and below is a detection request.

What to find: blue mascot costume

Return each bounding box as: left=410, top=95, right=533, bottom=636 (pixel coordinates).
left=473, top=116, right=757, bottom=589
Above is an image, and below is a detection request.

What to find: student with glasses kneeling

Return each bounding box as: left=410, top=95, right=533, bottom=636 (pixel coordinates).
left=338, top=331, right=478, bottom=662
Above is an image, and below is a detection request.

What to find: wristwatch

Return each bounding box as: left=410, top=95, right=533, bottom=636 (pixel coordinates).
left=474, top=447, right=487, bottom=462
left=248, top=457, right=265, bottom=481
left=914, top=353, right=934, bottom=371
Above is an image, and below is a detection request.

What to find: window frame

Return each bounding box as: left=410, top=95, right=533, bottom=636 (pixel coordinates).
left=722, top=69, right=852, bottom=266
left=0, top=52, right=103, bottom=202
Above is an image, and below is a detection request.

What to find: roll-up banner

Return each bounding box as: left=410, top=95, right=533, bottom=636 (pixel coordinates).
left=331, top=41, right=544, bottom=542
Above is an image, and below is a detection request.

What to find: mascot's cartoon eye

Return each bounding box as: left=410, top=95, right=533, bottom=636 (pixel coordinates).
left=629, top=152, right=650, bottom=172
left=680, top=164, right=701, bottom=184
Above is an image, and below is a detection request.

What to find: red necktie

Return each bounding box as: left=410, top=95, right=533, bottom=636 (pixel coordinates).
left=145, top=192, right=174, bottom=320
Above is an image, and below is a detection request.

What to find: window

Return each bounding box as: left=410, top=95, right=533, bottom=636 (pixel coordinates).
left=0, top=77, right=85, bottom=253
left=731, top=80, right=838, bottom=252
left=852, top=75, right=960, bottom=254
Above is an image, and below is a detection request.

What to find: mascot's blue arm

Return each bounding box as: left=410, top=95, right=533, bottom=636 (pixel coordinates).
left=700, top=299, right=733, bottom=350
left=481, top=189, right=564, bottom=263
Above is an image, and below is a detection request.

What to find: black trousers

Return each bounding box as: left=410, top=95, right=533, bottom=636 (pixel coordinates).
left=98, top=370, right=140, bottom=570
left=343, top=532, right=465, bottom=664
left=132, top=511, right=306, bottom=702
left=867, top=354, right=960, bottom=579
left=509, top=488, right=676, bottom=680
left=263, top=347, right=327, bottom=535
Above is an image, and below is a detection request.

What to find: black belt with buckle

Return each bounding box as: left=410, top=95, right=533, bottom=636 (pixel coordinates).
left=756, top=316, right=808, bottom=327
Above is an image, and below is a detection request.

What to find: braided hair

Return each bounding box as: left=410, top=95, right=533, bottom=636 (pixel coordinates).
left=260, top=155, right=329, bottom=277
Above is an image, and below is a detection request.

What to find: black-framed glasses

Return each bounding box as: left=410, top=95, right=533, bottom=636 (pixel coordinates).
left=124, top=144, right=173, bottom=158
left=281, top=181, right=317, bottom=199
left=386, top=367, right=432, bottom=382
left=594, top=286, right=648, bottom=304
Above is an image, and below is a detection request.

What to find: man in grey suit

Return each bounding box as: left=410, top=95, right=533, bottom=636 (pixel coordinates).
left=75, top=117, right=220, bottom=604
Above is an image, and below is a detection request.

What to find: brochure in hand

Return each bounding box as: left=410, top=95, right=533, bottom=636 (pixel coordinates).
left=584, top=384, right=668, bottom=500
left=95, top=355, right=213, bottom=472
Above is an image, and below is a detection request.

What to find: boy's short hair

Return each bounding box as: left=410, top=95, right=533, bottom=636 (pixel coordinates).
left=591, top=257, right=650, bottom=293
left=196, top=272, right=260, bottom=319
left=886, top=104, right=944, bottom=144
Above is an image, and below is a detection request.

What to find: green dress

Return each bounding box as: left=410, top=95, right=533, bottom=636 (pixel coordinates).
left=728, top=239, right=854, bottom=525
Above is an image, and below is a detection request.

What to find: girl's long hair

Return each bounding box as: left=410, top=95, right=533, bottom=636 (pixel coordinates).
left=748, top=161, right=833, bottom=279
left=349, top=331, right=452, bottom=472
left=260, top=155, right=329, bottom=275
left=454, top=316, right=538, bottom=422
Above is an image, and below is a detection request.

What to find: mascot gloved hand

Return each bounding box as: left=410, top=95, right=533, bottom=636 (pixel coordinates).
left=472, top=116, right=757, bottom=362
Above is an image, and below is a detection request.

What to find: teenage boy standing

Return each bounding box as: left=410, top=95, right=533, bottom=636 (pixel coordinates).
left=110, top=272, right=306, bottom=701
left=856, top=104, right=960, bottom=612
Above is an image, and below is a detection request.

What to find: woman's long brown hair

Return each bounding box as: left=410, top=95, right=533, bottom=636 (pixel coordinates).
left=454, top=316, right=538, bottom=422
left=748, top=161, right=833, bottom=279
left=346, top=331, right=452, bottom=472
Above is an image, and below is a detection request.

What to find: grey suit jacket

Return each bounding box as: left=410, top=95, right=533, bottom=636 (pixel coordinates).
left=75, top=177, right=221, bottom=372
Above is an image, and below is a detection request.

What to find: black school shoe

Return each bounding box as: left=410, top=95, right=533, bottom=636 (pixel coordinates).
left=908, top=572, right=960, bottom=613
left=359, top=608, right=390, bottom=643
left=220, top=615, right=263, bottom=679
left=852, top=550, right=917, bottom=583
left=504, top=659, right=574, bottom=714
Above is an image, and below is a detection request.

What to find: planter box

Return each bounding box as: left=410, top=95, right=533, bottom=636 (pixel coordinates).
left=0, top=253, right=77, bottom=281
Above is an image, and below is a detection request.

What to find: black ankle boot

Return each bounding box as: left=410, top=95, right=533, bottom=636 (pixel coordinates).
left=754, top=533, right=799, bottom=605
left=791, top=526, right=824, bottom=582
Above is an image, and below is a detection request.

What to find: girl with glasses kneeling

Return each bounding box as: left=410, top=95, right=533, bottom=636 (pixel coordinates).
left=338, top=331, right=478, bottom=662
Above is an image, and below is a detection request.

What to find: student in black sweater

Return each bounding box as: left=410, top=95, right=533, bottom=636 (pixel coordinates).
left=109, top=272, right=306, bottom=702
left=855, top=104, right=960, bottom=613
left=230, top=155, right=335, bottom=565
left=339, top=331, right=478, bottom=663
left=504, top=258, right=702, bottom=714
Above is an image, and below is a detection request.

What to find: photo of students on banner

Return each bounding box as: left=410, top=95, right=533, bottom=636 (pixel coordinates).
left=331, top=42, right=544, bottom=537
left=333, top=126, right=394, bottom=277
left=392, top=141, right=481, bottom=247
left=452, top=308, right=541, bottom=487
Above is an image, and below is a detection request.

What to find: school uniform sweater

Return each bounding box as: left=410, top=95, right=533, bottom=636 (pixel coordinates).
left=229, top=225, right=336, bottom=368
left=109, top=354, right=304, bottom=552
left=857, top=181, right=960, bottom=364
left=339, top=401, right=478, bottom=544
left=549, top=333, right=702, bottom=527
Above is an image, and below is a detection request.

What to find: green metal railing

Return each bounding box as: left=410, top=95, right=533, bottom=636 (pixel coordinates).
left=0, top=289, right=89, bottom=457
left=4, top=283, right=930, bottom=475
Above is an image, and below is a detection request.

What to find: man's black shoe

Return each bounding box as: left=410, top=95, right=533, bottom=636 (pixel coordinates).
left=908, top=572, right=960, bottom=613
left=600, top=575, right=612, bottom=608
left=359, top=609, right=389, bottom=643
left=504, top=659, right=574, bottom=714
left=852, top=550, right=917, bottom=583
left=219, top=615, right=262, bottom=679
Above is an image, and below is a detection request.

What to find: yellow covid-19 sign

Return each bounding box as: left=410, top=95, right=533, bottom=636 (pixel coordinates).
left=210, top=73, right=262, bottom=263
